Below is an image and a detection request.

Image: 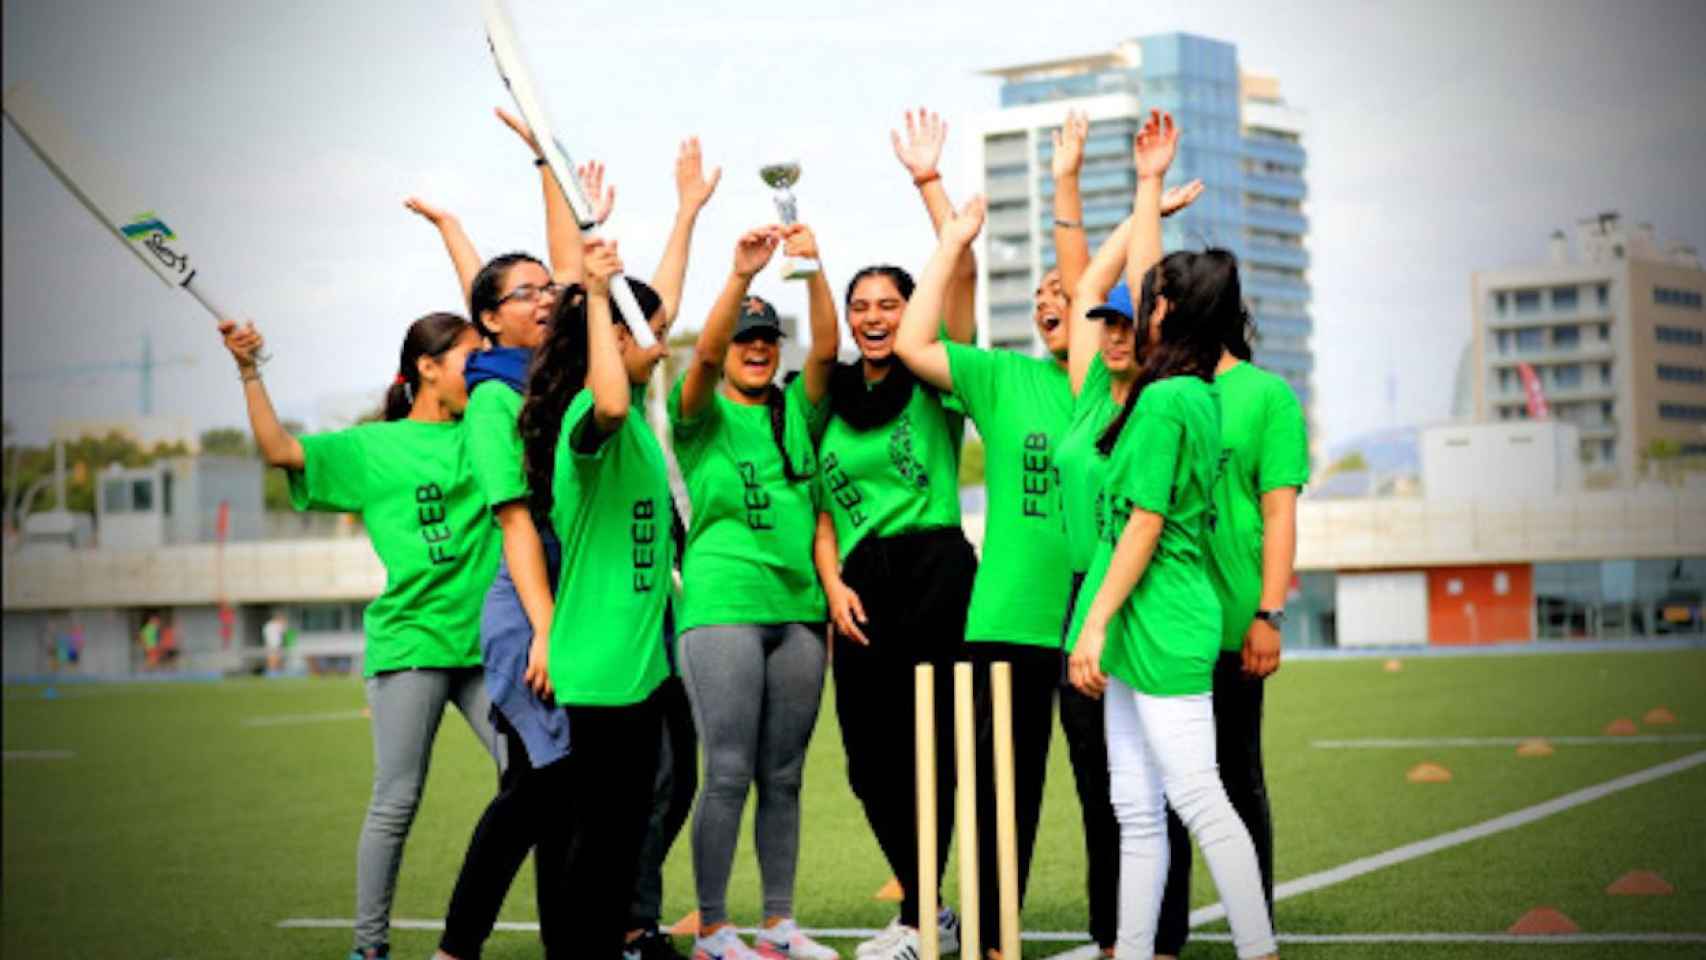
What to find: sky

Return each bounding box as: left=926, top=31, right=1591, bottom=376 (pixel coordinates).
left=4, top=0, right=1704, bottom=453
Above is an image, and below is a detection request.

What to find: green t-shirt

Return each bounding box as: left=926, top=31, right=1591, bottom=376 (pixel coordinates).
left=669, top=374, right=829, bottom=631
left=463, top=381, right=528, bottom=511
left=546, top=389, right=672, bottom=706
left=288, top=420, right=498, bottom=676
left=1068, top=377, right=1223, bottom=696
left=1056, top=354, right=1123, bottom=579
left=1206, top=362, right=1310, bottom=649
left=817, top=378, right=965, bottom=560
left=944, top=343, right=1073, bottom=647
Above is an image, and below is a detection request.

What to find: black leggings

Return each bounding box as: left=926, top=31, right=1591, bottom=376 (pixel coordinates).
left=1156, top=650, right=1274, bottom=955
left=629, top=675, right=699, bottom=930
left=833, top=527, right=976, bottom=928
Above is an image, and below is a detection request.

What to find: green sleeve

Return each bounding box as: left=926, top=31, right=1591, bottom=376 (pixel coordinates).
left=1257, top=380, right=1311, bottom=494
left=943, top=342, right=1002, bottom=422
left=288, top=428, right=370, bottom=513
left=1115, top=393, right=1185, bottom=515
left=566, top=389, right=617, bottom=460
left=1077, top=353, right=1111, bottom=409
left=464, top=384, right=528, bottom=510
left=668, top=373, right=722, bottom=474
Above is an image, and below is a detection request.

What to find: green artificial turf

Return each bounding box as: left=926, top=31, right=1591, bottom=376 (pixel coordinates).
left=4, top=649, right=1703, bottom=958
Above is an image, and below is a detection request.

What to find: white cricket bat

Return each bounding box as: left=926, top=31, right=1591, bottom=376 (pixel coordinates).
left=480, top=0, right=657, bottom=348
left=2, top=82, right=244, bottom=336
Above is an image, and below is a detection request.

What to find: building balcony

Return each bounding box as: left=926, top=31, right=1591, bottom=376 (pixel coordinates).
left=1244, top=206, right=1309, bottom=234
left=988, top=176, right=1030, bottom=203
left=988, top=208, right=1032, bottom=237
left=1244, top=274, right=1312, bottom=303
left=1242, top=137, right=1307, bottom=167
left=1253, top=347, right=1315, bottom=374
left=1486, top=341, right=1615, bottom=367
left=1243, top=172, right=1307, bottom=202
left=1253, top=312, right=1313, bottom=339
left=1245, top=240, right=1310, bottom=271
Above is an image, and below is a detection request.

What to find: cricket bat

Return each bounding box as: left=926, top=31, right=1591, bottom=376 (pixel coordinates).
left=2, top=82, right=245, bottom=337
left=479, top=0, right=657, bottom=348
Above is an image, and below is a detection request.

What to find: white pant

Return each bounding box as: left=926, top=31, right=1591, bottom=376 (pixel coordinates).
left=1104, top=677, right=1277, bottom=959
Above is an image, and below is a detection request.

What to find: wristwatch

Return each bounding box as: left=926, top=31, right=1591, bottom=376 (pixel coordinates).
left=1254, top=609, right=1286, bottom=628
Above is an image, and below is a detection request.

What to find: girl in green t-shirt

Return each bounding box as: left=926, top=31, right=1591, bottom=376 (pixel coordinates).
left=218, top=311, right=501, bottom=960
left=668, top=224, right=842, bottom=960
left=1064, top=109, right=1280, bottom=960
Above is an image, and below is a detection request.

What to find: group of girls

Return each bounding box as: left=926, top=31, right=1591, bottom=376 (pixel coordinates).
left=218, top=98, right=1305, bottom=960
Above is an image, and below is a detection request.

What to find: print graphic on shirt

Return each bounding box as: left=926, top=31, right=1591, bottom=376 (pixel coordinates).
left=1099, top=492, right=1135, bottom=545
left=632, top=497, right=659, bottom=592
left=1210, top=446, right=1231, bottom=533
left=1022, top=431, right=1053, bottom=519
left=888, top=413, right=929, bottom=490
left=737, top=461, right=775, bottom=530
left=821, top=452, right=868, bottom=528
left=416, top=483, right=457, bottom=565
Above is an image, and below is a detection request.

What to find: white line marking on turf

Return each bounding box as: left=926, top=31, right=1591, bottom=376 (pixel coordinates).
left=2, top=750, right=75, bottom=760
left=242, top=709, right=366, bottom=727
left=1186, top=750, right=1706, bottom=929
left=1314, top=734, right=1706, bottom=749
left=276, top=919, right=1086, bottom=941
left=1197, top=932, right=1706, bottom=944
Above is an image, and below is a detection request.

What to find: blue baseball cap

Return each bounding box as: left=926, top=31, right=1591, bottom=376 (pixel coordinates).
left=1086, top=280, right=1134, bottom=323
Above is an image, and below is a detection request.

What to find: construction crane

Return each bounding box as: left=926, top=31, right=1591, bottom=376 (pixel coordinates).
left=3, top=333, right=196, bottom=416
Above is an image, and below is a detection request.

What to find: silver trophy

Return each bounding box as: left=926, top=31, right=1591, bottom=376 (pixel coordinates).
left=759, top=160, right=820, bottom=280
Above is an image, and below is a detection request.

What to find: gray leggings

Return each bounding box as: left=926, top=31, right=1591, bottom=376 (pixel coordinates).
left=356, top=666, right=502, bottom=951
left=678, top=623, right=826, bottom=926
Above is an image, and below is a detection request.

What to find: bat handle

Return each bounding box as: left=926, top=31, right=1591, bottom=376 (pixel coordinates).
left=185, top=274, right=271, bottom=365
left=609, top=273, right=656, bottom=349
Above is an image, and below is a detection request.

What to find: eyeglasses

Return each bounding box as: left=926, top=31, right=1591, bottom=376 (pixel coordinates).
left=498, top=282, right=566, bottom=306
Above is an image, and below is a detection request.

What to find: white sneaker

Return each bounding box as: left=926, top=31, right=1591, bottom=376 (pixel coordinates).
left=693, top=925, right=763, bottom=960
left=855, top=909, right=959, bottom=958
left=860, top=926, right=923, bottom=960
left=855, top=918, right=908, bottom=957
left=755, top=918, right=839, bottom=960
left=937, top=907, right=961, bottom=955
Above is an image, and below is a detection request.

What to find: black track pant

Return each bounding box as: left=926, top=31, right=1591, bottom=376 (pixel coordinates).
left=629, top=675, right=699, bottom=930
left=833, top=527, right=976, bottom=928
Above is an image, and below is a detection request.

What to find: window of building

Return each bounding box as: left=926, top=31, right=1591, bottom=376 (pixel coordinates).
left=1552, top=364, right=1583, bottom=388
left=1656, top=325, right=1706, bottom=346
left=1497, top=367, right=1513, bottom=391
left=1654, top=287, right=1705, bottom=310
left=1515, top=328, right=1544, bottom=352
left=131, top=479, right=154, bottom=512
left=1551, top=286, right=1578, bottom=311
left=103, top=479, right=130, bottom=513
left=1601, top=439, right=1615, bottom=462
left=1553, top=325, right=1580, bottom=349
left=1513, top=290, right=1542, bottom=314
left=1600, top=362, right=1613, bottom=384
left=1496, top=330, right=1511, bottom=354
left=1598, top=323, right=1610, bottom=341
left=1597, top=283, right=1609, bottom=307
left=1657, top=364, right=1706, bottom=384
left=1601, top=400, right=1614, bottom=419
left=1659, top=403, right=1706, bottom=421
left=1494, top=291, right=1508, bottom=315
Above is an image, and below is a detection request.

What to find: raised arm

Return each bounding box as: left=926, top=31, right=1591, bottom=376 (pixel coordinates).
left=219, top=320, right=304, bottom=470
left=1051, top=110, right=1091, bottom=294
left=679, top=227, right=781, bottom=419
left=403, top=198, right=482, bottom=304
left=1068, top=506, right=1164, bottom=697
left=897, top=196, right=986, bottom=392
left=1124, top=110, right=1178, bottom=303
left=495, top=107, right=613, bottom=287
left=582, top=240, right=632, bottom=439
left=783, top=224, right=840, bottom=405
left=651, top=137, right=722, bottom=329
left=892, top=108, right=974, bottom=344
left=1068, top=216, right=1135, bottom=393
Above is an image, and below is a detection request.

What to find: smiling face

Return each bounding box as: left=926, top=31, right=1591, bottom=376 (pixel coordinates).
left=725, top=332, right=781, bottom=395
left=1034, top=268, right=1070, bottom=358
left=482, top=260, right=556, bottom=350
left=846, top=273, right=906, bottom=364
left=1100, top=313, right=1139, bottom=378
left=613, top=306, right=670, bottom=386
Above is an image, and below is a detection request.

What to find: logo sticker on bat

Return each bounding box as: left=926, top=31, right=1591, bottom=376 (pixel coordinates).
left=121, top=211, right=189, bottom=277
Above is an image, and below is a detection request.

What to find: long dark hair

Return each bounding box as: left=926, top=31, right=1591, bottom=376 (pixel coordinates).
left=764, top=381, right=811, bottom=483
left=1096, top=250, right=1242, bottom=455
left=518, top=278, right=663, bottom=514
left=468, top=252, right=545, bottom=342
left=380, top=312, right=475, bottom=421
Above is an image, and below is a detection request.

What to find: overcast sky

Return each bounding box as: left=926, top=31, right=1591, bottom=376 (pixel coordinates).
left=4, top=0, right=1703, bottom=452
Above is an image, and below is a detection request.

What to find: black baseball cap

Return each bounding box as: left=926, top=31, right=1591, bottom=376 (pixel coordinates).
left=733, top=296, right=785, bottom=342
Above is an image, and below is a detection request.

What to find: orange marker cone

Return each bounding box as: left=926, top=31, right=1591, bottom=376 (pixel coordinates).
left=668, top=910, right=701, bottom=935
left=1383, top=659, right=1403, bottom=673
left=1508, top=907, right=1580, bottom=935
left=1515, top=737, right=1555, bottom=757
left=1604, top=717, right=1638, bottom=736
left=1643, top=706, right=1678, bottom=726
left=873, top=877, right=904, bottom=901
left=361, top=706, right=372, bottom=719
left=1406, top=762, right=1452, bottom=783
left=1607, top=870, right=1674, bottom=896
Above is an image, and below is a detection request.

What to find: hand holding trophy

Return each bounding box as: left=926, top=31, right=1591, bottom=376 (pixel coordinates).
left=759, top=160, right=819, bottom=280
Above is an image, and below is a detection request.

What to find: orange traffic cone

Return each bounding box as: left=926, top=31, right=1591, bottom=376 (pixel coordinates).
left=668, top=911, right=701, bottom=935
left=1604, top=717, right=1638, bottom=736
left=1515, top=738, right=1555, bottom=757
left=1643, top=706, right=1678, bottom=726
left=1406, top=762, right=1452, bottom=783
left=1508, top=907, right=1579, bottom=935
left=1607, top=870, right=1674, bottom=896
left=873, top=877, right=904, bottom=901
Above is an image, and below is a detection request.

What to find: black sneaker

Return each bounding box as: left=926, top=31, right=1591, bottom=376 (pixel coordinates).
left=624, top=928, right=689, bottom=960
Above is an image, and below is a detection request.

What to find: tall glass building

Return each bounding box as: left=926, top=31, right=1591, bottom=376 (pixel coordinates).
left=976, top=33, right=1314, bottom=411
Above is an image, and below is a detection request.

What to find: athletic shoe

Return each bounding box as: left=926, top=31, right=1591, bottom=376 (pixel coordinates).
left=691, top=925, right=763, bottom=960
left=345, top=948, right=387, bottom=960
left=854, top=918, right=908, bottom=957
left=859, top=927, right=924, bottom=960
left=627, top=927, right=691, bottom=960
left=754, top=918, right=840, bottom=959
left=937, top=907, right=960, bottom=955
left=856, top=908, right=959, bottom=958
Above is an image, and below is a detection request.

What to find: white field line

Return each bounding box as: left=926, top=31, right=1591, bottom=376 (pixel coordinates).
left=2, top=749, right=75, bottom=759
left=1187, top=750, right=1706, bottom=928
left=241, top=709, right=366, bottom=728
left=276, top=918, right=1083, bottom=941
left=1313, top=734, right=1706, bottom=749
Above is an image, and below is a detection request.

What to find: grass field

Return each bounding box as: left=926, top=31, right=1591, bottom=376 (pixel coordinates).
left=5, top=648, right=1705, bottom=959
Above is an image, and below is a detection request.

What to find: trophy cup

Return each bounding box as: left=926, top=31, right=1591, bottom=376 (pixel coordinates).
left=759, top=160, right=819, bottom=280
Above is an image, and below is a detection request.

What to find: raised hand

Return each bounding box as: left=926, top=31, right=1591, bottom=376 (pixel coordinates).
left=1161, top=178, right=1204, bottom=218
left=890, top=107, right=947, bottom=180
left=577, top=161, right=616, bottom=225
left=1133, top=109, right=1178, bottom=181
left=675, top=137, right=722, bottom=211
left=733, top=227, right=781, bottom=278
left=941, top=195, right=987, bottom=249
left=781, top=223, right=820, bottom=262
left=1051, top=109, right=1090, bottom=180
left=402, top=196, right=455, bottom=226
left=218, top=319, right=266, bottom=370
left=582, top=238, right=622, bottom=296
left=495, top=106, right=542, bottom=157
